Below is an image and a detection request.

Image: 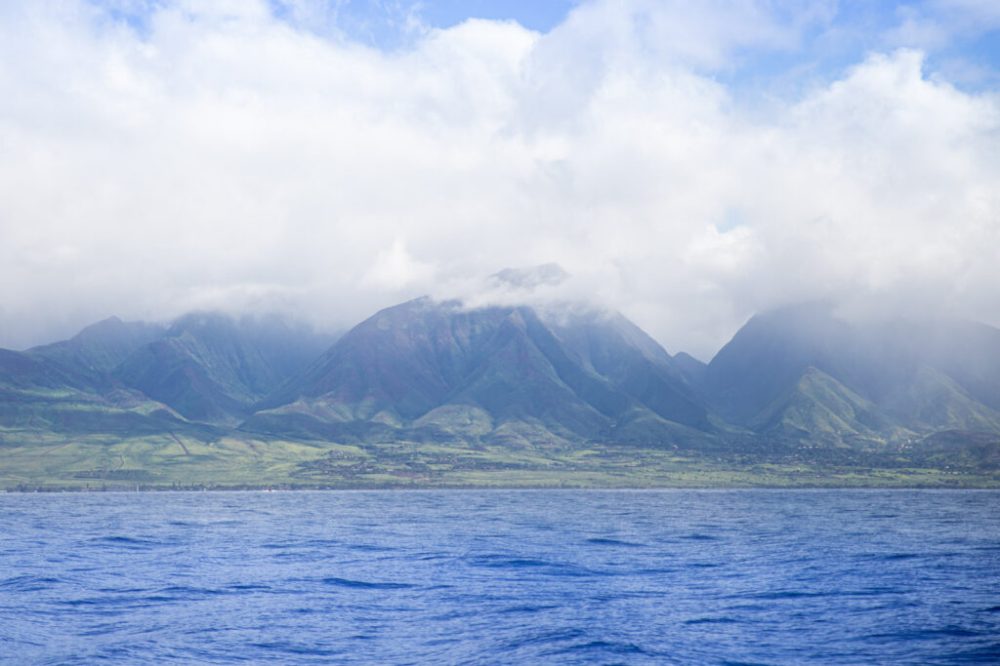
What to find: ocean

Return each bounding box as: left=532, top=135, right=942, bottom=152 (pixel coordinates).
left=2, top=489, right=998, bottom=664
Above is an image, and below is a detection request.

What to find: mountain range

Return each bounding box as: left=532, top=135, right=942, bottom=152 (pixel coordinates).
left=3, top=285, right=1000, bottom=483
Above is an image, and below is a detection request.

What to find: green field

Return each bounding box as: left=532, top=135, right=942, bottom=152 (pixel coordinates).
left=2, top=430, right=998, bottom=491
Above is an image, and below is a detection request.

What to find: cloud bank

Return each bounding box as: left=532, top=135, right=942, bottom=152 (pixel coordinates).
left=0, top=0, right=998, bottom=359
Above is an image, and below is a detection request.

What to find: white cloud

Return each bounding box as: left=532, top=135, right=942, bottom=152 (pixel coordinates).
left=0, top=0, right=997, bottom=360
left=362, top=237, right=435, bottom=291
left=884, top=0, right=1000, bottom=58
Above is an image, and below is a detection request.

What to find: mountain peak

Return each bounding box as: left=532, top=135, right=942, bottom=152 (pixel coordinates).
left=89, top=314, right=124, bottom=327
left=71, top=315, right=130, bottom=340
left=250, top=294, right=711, bottom=443
left=489, top=263, right=569, bottom=291
left=168, top=311, right=237, bottom=335
left=27, top=315, right=166, bottom=376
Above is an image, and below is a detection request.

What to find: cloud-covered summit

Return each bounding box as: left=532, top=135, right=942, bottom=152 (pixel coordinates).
left=0, top=1, right=998, bottom=359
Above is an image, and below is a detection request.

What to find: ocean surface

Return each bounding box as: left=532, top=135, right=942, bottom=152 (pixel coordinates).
left=1, top=490, right=999, bottom=665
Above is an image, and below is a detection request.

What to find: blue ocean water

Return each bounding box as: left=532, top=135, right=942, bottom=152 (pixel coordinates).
left=1, top=490, right=999, bottom=664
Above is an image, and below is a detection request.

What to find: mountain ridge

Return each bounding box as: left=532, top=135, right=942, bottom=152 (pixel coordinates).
left=2, top=297, right=999, bottom=487
left=247, top=298, right=711, bottom=447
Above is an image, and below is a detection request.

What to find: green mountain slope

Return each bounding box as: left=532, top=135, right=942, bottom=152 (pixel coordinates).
left=3, top=298, right=1000, bottom=488
left=115, top=312, right=331, bottom=424
left=29, top=317, right=165, bottom=381
left=0, top=346, right=207, bottom=443
left=704, top=303, right=1000, bottom=446
left=246, top=299, right=710, bottom=447
left=750, top=366, right=902, bottom=445
left=880, top=365, right=1000, bottom=433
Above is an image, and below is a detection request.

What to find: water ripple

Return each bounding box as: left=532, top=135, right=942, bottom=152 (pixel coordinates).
left=0, top=489, right=997, bottom=664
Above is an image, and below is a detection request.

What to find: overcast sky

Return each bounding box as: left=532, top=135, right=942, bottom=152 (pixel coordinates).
left=1, top=0, right=998, bottom=359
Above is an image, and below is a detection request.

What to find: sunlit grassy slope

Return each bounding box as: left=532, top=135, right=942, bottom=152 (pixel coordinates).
left=2, top=429, right=997, bottom=490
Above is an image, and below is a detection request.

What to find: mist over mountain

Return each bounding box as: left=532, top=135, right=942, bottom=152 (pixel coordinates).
left=702, top=303, right=1000, bottom=447
left=0, top=312, right=334, bottom=440
left=114, top=312, right=334, bottom=424
left=2, top=284, right=999, bottom=477
left=249, top=296, right=710, bottom=447
left=489, top=263, right=570, bottom=291
left=3, top=1, right=999, bottom=367
left=30, top=317, right=167, bottom=379
left=1, top=236, right=999, bottom=491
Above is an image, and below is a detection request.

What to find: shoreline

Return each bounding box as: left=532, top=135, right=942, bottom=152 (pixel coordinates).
left=6, top=481, right=1000, bottom=493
